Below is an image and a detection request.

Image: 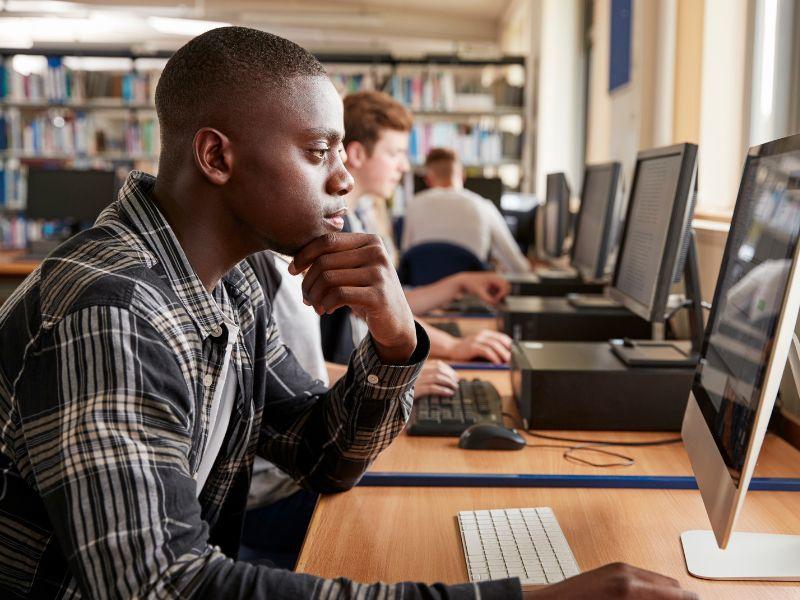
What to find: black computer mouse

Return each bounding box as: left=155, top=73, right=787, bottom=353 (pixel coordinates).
left=458, top=423, right=526, bottom=451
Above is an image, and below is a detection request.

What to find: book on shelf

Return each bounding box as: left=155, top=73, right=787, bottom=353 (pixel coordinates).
left=409, top=122, right=516, bottom=166
left=0, top=161, right=24, bottom=209
left=0, top=215, right=28, bottom=250
left=1, top=57, right=159, bottom=105
left=1, top=107, right=159, bottom=158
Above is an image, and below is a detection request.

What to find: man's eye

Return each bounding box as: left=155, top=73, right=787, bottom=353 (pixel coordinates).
left=310, top=148, right=330, bottom=159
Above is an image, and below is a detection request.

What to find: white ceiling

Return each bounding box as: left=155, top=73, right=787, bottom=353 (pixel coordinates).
left=0, top=0, right=521, bottom=56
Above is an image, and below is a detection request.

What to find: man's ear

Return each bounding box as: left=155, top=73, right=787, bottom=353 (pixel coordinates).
left=344, top=141, right=368, bottom=169
left=193, top=127, right=233, bottom=185
left=424, top=173, right=434, bottom=187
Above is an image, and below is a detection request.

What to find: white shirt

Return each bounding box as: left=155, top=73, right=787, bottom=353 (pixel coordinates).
left=402, top=187, right=531, bottom=274
left=272, top=253, right=329, bottom=383
left=195, top=312, right=240, bottom=496
left=248, top=254, right=331, bottom=508
left=343, top=212, right=372, bottom=347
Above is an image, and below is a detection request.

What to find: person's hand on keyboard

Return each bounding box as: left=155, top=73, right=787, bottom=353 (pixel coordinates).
left=413, top=360, right=458, bottom=397
left=524, top=562, right=698, bottom=599
left=446, top=330, right=512, bottom=364
left=453, top=272, right=511, bottom=306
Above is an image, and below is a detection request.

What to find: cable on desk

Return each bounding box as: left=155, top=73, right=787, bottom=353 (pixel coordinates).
left=502, top=412, right=682, bottom=468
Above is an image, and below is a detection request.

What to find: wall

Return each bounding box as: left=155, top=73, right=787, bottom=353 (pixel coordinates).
left=697, top=0, right=751, bottom=215
left=500, top=0, right=537, bottom=193
left=672, top=0, right=703, bottom=145
left=584, top=0, right=671, bottom=185
left=534, top=0, right=585, bottom=198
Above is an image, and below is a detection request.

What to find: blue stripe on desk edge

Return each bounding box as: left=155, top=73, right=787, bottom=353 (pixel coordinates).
left=359, top=472, right=800, bottom=491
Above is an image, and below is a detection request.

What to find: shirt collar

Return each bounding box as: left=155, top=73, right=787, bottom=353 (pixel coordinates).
left=105, top=170, right=248, bottom=340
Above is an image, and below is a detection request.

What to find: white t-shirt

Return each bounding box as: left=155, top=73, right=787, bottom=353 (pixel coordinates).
left=248, top=254, right=331, bottom=509
left=271, top=254, right=329, bottom=383
left=195, top=308, right=240, bottom=496
left=402, top=187, right=530, bottom=273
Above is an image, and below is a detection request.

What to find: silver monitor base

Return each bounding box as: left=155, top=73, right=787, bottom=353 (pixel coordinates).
left=681, top=530, right=800, bottom=580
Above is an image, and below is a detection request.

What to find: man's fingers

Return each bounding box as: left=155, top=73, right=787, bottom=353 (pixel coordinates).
left=478, top=329, right=512, bottom=348
left=472, top=288, right=495, bottom=304
left=471, top=341, right=503, bottom=364
left=303, top=267, right=381, bottom=308
left=482, top=337, right=511, bottom=361
left=439, top=362, right=458, bottom=381
left=301, top=246, right=378, bottom=292
left=415, top=383, right=456, bottom=397
left=607, top=563, right=683, bottom=589
left=289, top=232, right=379, bottom=274
left=428, top=371, right=458, bottom=388
left=316, top=286, right=377, bottom=315
left=598, top=563, right=686, bottom=594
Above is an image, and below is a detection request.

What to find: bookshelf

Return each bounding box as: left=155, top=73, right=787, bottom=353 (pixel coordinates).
left=0, top=48, right=528, bottom=249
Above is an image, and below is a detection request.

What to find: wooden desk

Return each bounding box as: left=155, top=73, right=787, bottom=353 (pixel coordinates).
left=297, top=486, right=800, bottom=598
left=0, top=251, right=38, bottom=276
left=0, top=252, right=38, bottom=303
left=375, top=369, right=800, bottom=479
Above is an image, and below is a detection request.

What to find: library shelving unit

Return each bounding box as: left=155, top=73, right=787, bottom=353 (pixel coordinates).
left=0, top=47, right=527, bottom=249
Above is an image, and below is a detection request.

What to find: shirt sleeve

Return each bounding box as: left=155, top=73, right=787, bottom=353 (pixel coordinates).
left=257, top=309, right=430, bottom=494
left=484, top=200, right=531, bottom=274
left=17, top=305, right=521, bottom=599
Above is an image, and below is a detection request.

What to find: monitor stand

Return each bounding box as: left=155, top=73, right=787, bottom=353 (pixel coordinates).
left=612, top=232, right=704, bottom=368
left=681, top=530, right=800, bottom=580
left=681, top=333, right=800, bottom=580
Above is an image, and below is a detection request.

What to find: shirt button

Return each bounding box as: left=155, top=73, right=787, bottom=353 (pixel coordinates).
left=211, top=324, right=223, bottom=338
left=203, top=374, right=214, bottom=387
left=192, top=473, right=198, bottom=480
left=367, top=374, right=380, bottom=385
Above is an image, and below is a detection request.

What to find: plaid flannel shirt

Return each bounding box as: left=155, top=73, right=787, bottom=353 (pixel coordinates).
left=0, top=171, right=521, bottom=599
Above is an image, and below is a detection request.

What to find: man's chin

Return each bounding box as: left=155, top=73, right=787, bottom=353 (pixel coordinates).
left=264, top=231, right=326, bottom=257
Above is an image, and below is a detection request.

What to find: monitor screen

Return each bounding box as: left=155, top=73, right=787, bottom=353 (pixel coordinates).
left=26, top=168, right=117, bottom=222
left=610, top=144, right=697, bottom=322
left=692, top=147, right=800, bottom=487
left=543, top=172, right=569, bottom=258
left=572, top=163, right=620, bottom=279
left=464, top=177, right=503, bottom=209
left=413, top=175, right=504, bottom=209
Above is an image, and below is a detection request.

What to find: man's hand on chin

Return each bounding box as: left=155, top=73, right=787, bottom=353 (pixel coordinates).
left=290, top=232, right=417, bottom=364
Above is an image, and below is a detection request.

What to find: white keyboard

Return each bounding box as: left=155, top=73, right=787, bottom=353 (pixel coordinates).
left=458, top=507, right=580, bottom=587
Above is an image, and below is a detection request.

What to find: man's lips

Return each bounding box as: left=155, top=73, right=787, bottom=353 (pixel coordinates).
left=323, top=207, right=348, bottom=230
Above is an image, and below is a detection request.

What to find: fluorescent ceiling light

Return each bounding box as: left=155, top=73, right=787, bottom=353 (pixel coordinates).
left=147, top=16, right=231, bottom=37
left=12, top=55, right=47, bottom=76
left=3, top=0, right=84, bottom=13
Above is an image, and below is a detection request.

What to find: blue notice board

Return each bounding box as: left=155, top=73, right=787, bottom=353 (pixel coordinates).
left=609, top=0, right=632, bottom=92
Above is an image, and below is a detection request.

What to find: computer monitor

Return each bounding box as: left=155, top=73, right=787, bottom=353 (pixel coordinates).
left=681, top=133, right=800, bottom=580
left=464, top=177, right=503, bottom=209
left=542, top=172, right=570, bottom=259
left=570, top=162, right=624, bottom=281
left=609, top=143, right=698, bottom=323
left=26, top=167, right=117, bottom=224
left=413, top=174, right=504, bottom=209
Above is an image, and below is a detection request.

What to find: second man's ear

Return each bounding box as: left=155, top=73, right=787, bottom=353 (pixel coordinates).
left=344, top=140, right=368, bottom=169
left=193, top=127, right=233, bottom=185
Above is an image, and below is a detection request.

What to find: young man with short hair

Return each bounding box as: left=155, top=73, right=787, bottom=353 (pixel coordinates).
left=404, top=147, right=532, bottom=273
left=0, top=27, right=694, bottom=600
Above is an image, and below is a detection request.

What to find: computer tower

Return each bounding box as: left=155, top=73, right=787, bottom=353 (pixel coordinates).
left=499, top=296, right=652, bottom=342
left=506, top=273, right=606, bottom=297
left=511, top=341, right=693, bottom=430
